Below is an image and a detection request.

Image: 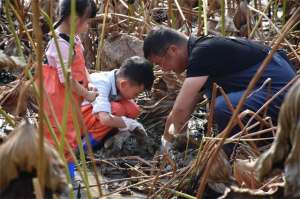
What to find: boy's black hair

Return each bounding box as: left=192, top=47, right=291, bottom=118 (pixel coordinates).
left=143, top=26, right=186, bottom=59
left=117, top=56, right=155, bottom=91
left=54, top=0, right=97, bottom=29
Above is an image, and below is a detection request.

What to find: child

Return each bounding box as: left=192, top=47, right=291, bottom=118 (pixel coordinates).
left=41, top=0, right=98, bottom=180
left=81, top=56, right=155, bottom=150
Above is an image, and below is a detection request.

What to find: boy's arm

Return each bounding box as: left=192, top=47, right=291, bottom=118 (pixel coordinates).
left=71, top=79, right=98, bottom=102
left=91, top=74, right=145, bottom=131
left=97, top=112, right=126, bottom=128
left=91, top=76, right=122, bottom=127
left=97, top=112, right=145, bottom=132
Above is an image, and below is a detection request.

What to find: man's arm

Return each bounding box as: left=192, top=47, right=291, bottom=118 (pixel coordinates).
left=164, top=76, right=208, bottom=141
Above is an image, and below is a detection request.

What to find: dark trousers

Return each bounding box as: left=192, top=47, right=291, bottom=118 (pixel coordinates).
left=211, top=52, right=296, bottom=133
left=209, top=52, right=296, bottom=156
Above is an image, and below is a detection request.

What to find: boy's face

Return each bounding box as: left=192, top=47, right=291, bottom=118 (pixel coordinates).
left=119, top=79, right=144, bottom=99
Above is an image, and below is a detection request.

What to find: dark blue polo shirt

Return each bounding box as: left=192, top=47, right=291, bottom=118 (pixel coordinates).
left=186, top=35, right=296, bottom=94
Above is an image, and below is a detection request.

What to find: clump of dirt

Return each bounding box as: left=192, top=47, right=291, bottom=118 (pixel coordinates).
left=95, top=128, right=157, bottom=160
left=0, top=70, right=16, bottom=85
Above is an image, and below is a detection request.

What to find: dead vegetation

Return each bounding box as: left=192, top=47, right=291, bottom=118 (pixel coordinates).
left=0, top=121, right=68, bottom=198
left=0, top=0, right=300, bottom=198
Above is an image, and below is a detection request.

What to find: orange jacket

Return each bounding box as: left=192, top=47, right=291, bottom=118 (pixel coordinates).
left=40, top=42, right=88, bottom=161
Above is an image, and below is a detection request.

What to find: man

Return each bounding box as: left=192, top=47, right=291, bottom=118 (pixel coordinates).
left=143, top=26, right=296, bottom=151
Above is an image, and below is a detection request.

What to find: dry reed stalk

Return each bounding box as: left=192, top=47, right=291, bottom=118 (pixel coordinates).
left=149, top=166, right=191, bottom=199
left=93, top=12, right=153, bottom=28
left=231, top=118, right=272, bottom=143
left=33, top=178, right=43, bottom=199
left=248, top=4, right=300, bottom=68
left=167, top=0, right=175, bottom=28
left=95, top=0, right=109, bottom=71
left=240, top=127, right=277, bottom=139
left=77, top=176, right=158, bottom=191
left=242, top=76, right=299, bottom=131
left=249, top=0, right=272, bottom=39
left=239, top=110, right=271, bottom=127
left=138, top=1, right=148, bottom=39
left=174, top=0, right=190, bottom=34
left=196, top=8, right=300, bottom=198
left=15, top=80, right=31, bottom=117
left=217, top=85, right=260, bottom=155
left=81, top=129, right=103, bottom=197
left=102, top=171, right=177, bottom=197
left=255, top=78, right=300, bottom=197
left=31, top=0, right=45, bottom=195
left=206, top=83, right=217, bottom=136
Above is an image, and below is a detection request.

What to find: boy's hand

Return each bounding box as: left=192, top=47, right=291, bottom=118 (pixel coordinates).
left=88, top=83, right=98, bottom=92
left=85, top=90, right=98, bottom=102
left=120, top=116, right=145, bottom=132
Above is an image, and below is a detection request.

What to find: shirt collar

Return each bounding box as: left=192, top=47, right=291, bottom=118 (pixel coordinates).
left=187, top=35, right=198, bottom=57
left=109, top=69, right=122, bottom=101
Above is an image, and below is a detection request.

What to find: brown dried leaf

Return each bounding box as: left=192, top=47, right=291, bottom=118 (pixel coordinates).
left=219, top=184, right=284, bottom=199
left=208, top=149, right=232, bottom=183
left=233, top=159, right=261, bottom=189
left=0, top=121, right=67, bottom=194
left=0, top=51, right=26, bottom=70
left=0, top=80, right=33, bottom=116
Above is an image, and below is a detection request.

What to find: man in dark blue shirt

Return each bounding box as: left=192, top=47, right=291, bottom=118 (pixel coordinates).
left=143, top=26, right=296, bottom=151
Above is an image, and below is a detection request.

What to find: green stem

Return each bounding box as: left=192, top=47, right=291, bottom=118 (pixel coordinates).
left=165, top=188, right=196, bottom=199
left=282, top=0, right=287, bottom=25
left=32, top=0, right=45, bottom=195
left=95, top=0, right=110, bottom=71
left=0, top=107, right=16, bottom=127
left=221, top=0, right=225, bottom=36
left=4, top=0, right=24, bottom=59
left=197, top=0, right=203, bottom=36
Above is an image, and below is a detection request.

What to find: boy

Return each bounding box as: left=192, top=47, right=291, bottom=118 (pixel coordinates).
left=81, top=56, right=155, bottom=149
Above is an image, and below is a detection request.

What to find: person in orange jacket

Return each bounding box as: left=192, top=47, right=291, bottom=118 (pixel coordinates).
left=81, top=56, right=155, bottom=151
left=40, top=0, right=98, bottom=180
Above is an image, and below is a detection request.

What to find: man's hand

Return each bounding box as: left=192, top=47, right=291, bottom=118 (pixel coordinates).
left=161, top=135, right=172, bottom=153
left=160, top=122, right=177, bottom=153
left=120, top=116, right=146, bottom=132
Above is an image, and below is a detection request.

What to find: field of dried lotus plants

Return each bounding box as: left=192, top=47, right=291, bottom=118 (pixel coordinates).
left=0, top=0, right=300, bottom=198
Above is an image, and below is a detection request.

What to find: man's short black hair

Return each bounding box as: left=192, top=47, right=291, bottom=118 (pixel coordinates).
left=143, top=26, right=186, bottom=59
left=118, top=56, right=155, bottom=91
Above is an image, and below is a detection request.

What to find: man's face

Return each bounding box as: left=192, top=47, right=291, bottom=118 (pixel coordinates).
left=148, top=45, right=185, bottom=74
